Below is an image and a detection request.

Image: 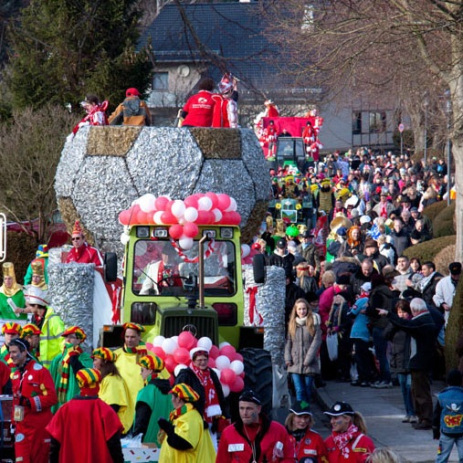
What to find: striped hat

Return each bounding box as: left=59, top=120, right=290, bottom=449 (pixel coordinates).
left=138, top=354, right=164, bottom=372
left=62, top=326, right=86, bottom=341
left=92, top=347, right=116, bottom=363
left=2, top=322, right=22, bottom=336
left=21, top=324, right=41, bottom=337
left=170, top=383, right=200, bottom=403
left=122, top=322, right=145, bottom=333
left=76, top=368, right=102, bottom=390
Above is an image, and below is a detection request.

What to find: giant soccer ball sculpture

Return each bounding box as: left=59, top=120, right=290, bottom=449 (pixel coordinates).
left=55, top=126, right=270, bottom=257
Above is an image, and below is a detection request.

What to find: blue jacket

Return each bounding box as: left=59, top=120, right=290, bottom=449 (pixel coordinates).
left=437, top=386, right=463, bottom=435
left=349, top=297, right=370, bottom=342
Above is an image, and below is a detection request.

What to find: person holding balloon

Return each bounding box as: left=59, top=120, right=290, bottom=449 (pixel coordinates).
left=175, top=345, right=229, bottom=449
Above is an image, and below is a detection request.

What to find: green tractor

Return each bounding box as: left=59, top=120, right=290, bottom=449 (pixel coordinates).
left=102, top=222, right=273, bottom=415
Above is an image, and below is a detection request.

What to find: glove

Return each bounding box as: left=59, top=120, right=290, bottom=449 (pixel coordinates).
left=433, top=429, right=440, bottom=440
left=20, top=397, right=31, bottom=408
left=158, top=418, right=174, bottom=434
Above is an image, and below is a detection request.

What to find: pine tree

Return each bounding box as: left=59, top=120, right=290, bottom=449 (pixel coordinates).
left=6, top=0, right=152, bottom=110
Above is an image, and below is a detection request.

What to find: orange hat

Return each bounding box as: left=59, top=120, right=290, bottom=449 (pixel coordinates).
left=2, top=322, right=22, bottom=336
left=72, top=220, right=84, bottom=235
left=62, top=326, right=87, bottom=341
left=21, top=324, right=41, bottom=337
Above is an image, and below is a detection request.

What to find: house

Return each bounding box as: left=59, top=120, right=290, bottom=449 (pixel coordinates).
left=139, top=2, right=396, bottom=152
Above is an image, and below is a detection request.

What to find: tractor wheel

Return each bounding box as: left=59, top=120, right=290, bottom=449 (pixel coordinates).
left=240, top=347, right=273, bottom=417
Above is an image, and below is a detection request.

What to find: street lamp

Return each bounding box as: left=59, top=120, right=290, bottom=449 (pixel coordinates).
left=444, top=90, right=452, bottom=206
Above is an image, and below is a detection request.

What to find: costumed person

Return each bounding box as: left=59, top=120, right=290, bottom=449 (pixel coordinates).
left=285, top=298, right=322, bottom=408
left=114, top=323, right=148, bottom=414
left=157, top=383, right=216, bottom=463
left=132, top=354, right=173, bottom=445
left=71, top=94, right=108, bottom=137
left=264, top=99, right=280, bottom=117
left=0, top=322, right=22, bottom=366
left=263, top=120, right=278, bottom=158
left=10, top=338, right=57, bottom=463
left=324, top=401, right=375, bottom=462
left=315, top=179, right=335, bottom=215
left=0, top=262, right=26, bottom=320
left=26, top=260, right=48, bottom=291
left=285, top=403, right=328, bottom=463
left=21, top=323, right=42, bottom=363
left=216, top=389, right=294, bottom=462
left=23, top=244, right=49, bottom=285
left=108, top=87, right=151, bottom=126
left=50, top=326, right=93, bottom=412
left=0, top=359, right=12, bottom=393
left=47, top=367, right=124, bottom=463
left=175, top=347, right=228, bottom=450
left=302, top=121, right=315, bottom=154
left=92, top=347, right=134, bottom=434
left=325, top=215, right=352, bottom=264
left=26, top=286, right=65, bottom=369
left=180, top=77, right=216, bottom=127
left=65, top=220, right=104, bottom=266
left=212, top=73, right=239, bottom=128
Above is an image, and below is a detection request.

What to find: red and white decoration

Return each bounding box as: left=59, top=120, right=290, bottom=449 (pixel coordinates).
left=118, top=193, right=241, bottom=250
left=146, top=332, right=245, bottom=396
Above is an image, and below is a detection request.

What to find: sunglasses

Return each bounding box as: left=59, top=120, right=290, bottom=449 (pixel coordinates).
left=71, top=237, right=82, bottom=241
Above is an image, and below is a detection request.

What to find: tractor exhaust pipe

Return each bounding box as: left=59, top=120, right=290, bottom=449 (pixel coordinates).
left=198, top=233, right=209, bottom=309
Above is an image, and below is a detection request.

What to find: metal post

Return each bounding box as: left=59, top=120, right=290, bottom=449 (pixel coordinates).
left=423, top=97, right=428, bottom=166
left=445, top=92, right=452, bottom=206
left=400, top=132, right=403, bottom=157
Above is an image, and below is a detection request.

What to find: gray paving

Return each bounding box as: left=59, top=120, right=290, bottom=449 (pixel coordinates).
left=313, top=379, right=461, bottom=462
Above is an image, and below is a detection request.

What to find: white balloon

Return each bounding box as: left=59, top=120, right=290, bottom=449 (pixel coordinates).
left=139, top=194, right=156, bottom=212
left=241, top=244, right=250, bottom=258
left=219, top=341, right=231, bottom=349
left=198, top=196, right=213, bottom=211
left=174, top=364, right=188, bottom=377
left=179, top=237, right=194, bottom=250
left=153, top=211, right=164, bottom=224
left=221, top=384, right=230, bottom=397
left=230, top=360, right=244, bottom=375
left=162, top=338, right=176, bottom=355
left=197, top=337, right=213, bottom=351
left=213, top=368, right=221, bottom=378
left=171, top=200, right=186, bottom=218
left=212, top=209, right=222, bottom=223
left=225, top=197, right=237, bottom=212
left=171, top=336, right=179, bottom=350
left=215, top=355, right=231, bottom=370
left=153, top=335, right=165, bottom=347
left=120, top=233, right=130, bottom=245
left=184, top=207, right=199, bottom=222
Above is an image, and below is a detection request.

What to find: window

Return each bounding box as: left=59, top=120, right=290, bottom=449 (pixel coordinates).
left=369, top=111, right=387, bottom=133
left=152, top=72, right=169, bottom=91
left=352, top=111, right=362, bottom=134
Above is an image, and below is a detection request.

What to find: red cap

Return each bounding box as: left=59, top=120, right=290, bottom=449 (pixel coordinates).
left=126, top=88, right=140, bottom=97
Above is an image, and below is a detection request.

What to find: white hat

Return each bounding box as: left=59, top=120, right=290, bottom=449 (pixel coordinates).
left=190, top=347, right=210, bottom=360
left=25, top=286, right=49, bottom=306
left=359, top=215, right=371, bottom=225
left=361, top=282, right=372, bottom=293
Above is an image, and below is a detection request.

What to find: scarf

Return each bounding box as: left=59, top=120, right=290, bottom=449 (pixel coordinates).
left=418, top=271, right=435, bottom=292
left=169, top=402, right=193, bottom=424
left=192, top=364, right=220, bottom=422
left=57, top=343, right=83, bottom=402
left=123, top=344, right=148, bottom=356
left=333, top=423, right=359, bottom=458
left=296, top=316, right=307, bottom=326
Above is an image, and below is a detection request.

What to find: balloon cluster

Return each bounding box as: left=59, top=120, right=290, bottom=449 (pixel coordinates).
left=118, top=193, right=241, bottom=250
left=146, top=331, right=245, bottom=397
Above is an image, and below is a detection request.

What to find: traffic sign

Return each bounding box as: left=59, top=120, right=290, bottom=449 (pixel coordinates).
left=398, top=123, right=405, bottom=133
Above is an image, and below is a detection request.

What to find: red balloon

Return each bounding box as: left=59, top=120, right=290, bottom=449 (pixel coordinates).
left=164, top=355, right=177, bottom=373
left=118, top=210, right=131, bottom=225
left=137, top=209, right=149, bottom=224
left=207, top=357, right=216, bottom=369
left=178, top=331, right=197, bottom=350
left=217, top=194, right=231, bottom=211
left=220, top=368, right=236, bottom=386
left=155, top=196, right=169, bottom=211
left=228, top=211, right=241, bottom=225
left=209, top=345, right=220, bottom=359
left=196, top=210, right=213, bottom=224
left=230, top=375, right=244, bottom=393
left=184, top=195, right=199, bottom=209
left=173, top=347, right=190, bottom=365
left=205, top=192, right=219, bottom=209
left=183, top=222, right=199, bottom=238
left=234, top=353, right=243, bottom=362
left=161, top=211, right=178, bottom=224
left=169, top=224, right=184, bottom=240
left=149, top=346, right=167, bottom=361
left=220, top=345, right=237, bottom=359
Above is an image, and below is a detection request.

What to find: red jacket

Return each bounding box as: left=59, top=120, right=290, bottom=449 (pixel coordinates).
left=289, top=428, right=328, bottom=462
left=182, top=90, right=215, bottom=127
left=216, top=416, right=294, bottom=463
left=325, top=432, right=375, bottom=463
left=65, top=242, right=103, bottom=266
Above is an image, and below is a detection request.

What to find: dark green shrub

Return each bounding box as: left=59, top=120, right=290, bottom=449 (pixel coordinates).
left=403, top=235, right=456, bottom=262
left=433, top=203, right=455, bottom=238
left=3, top=231, right=38, bottom=285
left=423, top=200, right=449, bottom=224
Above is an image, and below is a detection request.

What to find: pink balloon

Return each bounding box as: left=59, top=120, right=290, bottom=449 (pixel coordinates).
left=161, top=211, right=178, bottom=224
left=169, top=224, right=184, bottom=240
left=165, top=200, right=175, bottom=212
left=173, top=347, right=191, bottom=365
left=118, top=210, right=131, bottom=225
left=146, top=342, right=154, bottom=351
left=155, top=196, right=170, bottom=211
left=137, top=209, right=148, bottom=224
left=164, top=355, right=177, bottom=373
left=205, top=192, right=219, bottom=209
left=207, top=357, right=216, bottom=369
left=234, top=353, right=243, bottom=362
left=184, top=195, right=199, bottom=209
left=217, top=194, right=231, bottom=211
left=219, top=345, right=237, bottom=359
left=153, top=211, right=164, bottom=224
left=220, top=368, right=236, bottom=386
left=209, top=345, right=220, bottom=359
left=178, top=331, right=197, bottom=350
left=150, top=346, right=167, bottom=361
left=195, top=210, right=213, bottom=224
left=229, top=375, right=244, bottom=393
left=229, top=211, right=241, bottom=225
left=183, top=222, right=199, bottom=238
